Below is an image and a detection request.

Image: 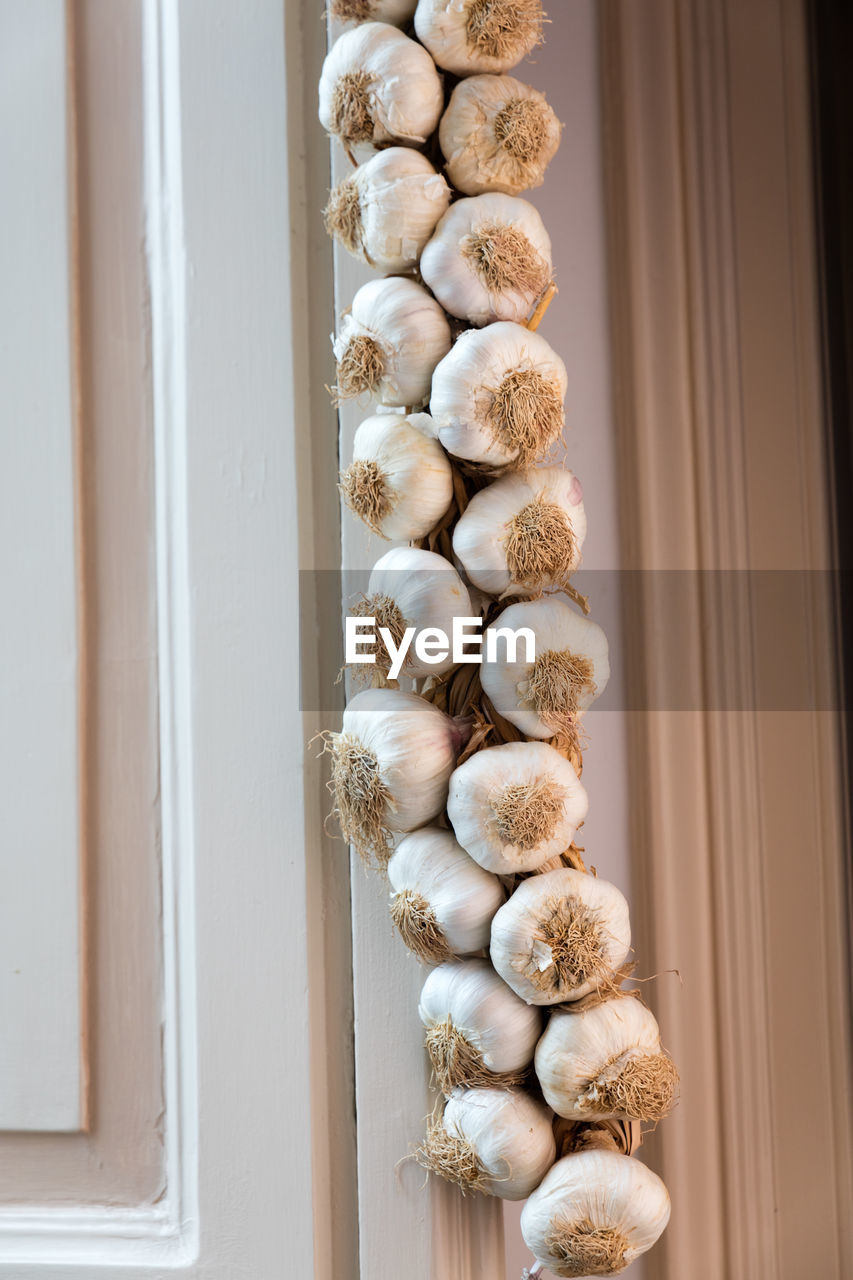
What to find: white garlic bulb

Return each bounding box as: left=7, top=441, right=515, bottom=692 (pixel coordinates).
left=421, top=194, right=552, bottom=326
left=416, top=1086, right=555, bottom=1199
left=414, top=0, right=545, bottom=77
left=429, top=322, right=567, bottom=469
left=340, top=413, right=453, bottom=539
left=480, top=598, right=610, bottom=746
left=447, top=741, right=588, bottom=875
left=353, top=546, right=472, bottom=680
left=419, top=958, right=543, bottom=1092
left=333, top=277, right=451, bottom=406
left=323, top=689, right=460, bottom=865
left=439, top=74, right=561, bottom=195
left=490, top=867, right=631, bottom=1005
left=387, top=827, right=505, bottom=964
left=520, top=1150, right=671, bottom=1277
left=318, top=23, right=443, bottom=151
left=324, top=149, right=451, bottom=271
left=330, top=0, right=417, bottom=28
left=452, top=468, right=586, bottom=597
left=535, top=996, right=679, bottom=1124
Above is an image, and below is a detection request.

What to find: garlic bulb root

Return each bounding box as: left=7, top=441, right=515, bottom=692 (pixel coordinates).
left=331, top=0, right=418, bottom=26
left=429, top=322, right=567, bottom=468
left=536, top=996, right=679, bottom=1124
left=421, top=195, right=552, bottom=326
left=387, top=828, right=505, bottom=962
left=335, top=332, right=387, bottom=401
left=416, top=1087, right=556, bottom=1199
left=490, top=868, right=631, bottom=1005
left=319, top=23, right=443, bottom=149
left=484, top=367, right=563, bottom=468
left=391, top=889, right=453, bottom=964
left=526, top=649, right=596, bottom=747
left=520, top=1150, right=671, bottom=1277
left=340, top=413, right=453, bottom=540
left=504, top=498, right=578, bottom=591
left=492, top=775, right=568, bottom=849
left=321, top=730, right=394, bottom=863
left=439, top=75, right=561, bottom=196
left=425, top=1016, right=529, bottom=1093
left=349, top=593, right=408, bottom=684
left=325, top=690, right=458, bottom=866
left=419, top=958, right=543, bottom=1092
left=414, top=0, right=545, bottom=77
left=324, top=149, right=451, bottom=270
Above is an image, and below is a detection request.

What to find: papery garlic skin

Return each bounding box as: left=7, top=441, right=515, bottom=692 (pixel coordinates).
left=330, top=0, right=418, bottom=28
left=388, top=827, right=505, bottom=959
left=439, top=74, right=561, bottom=195
left=414, top=0, right=545, bottom=77
left=421, top=194, right=552, bottom=326
left=520, top=1150, right=671, bottom=1277
left=325, top=149, right=451, bottom=271
left=421, top=1087, right=556, bottom=1199
left=329, top=689, right=459, bottom=864
left=535, top=996, right=677, bottom=1123
left=490, top=867, right=631, bottom=1005
left=319, top=23, right=443, bottom=149
left=480, top=598, right=610, bottom=740
left=452, top=468, right=586, bottom=597
left=358, top=546, right=472, bottom=678
left=447, top=741, right=588, bottom=874
left=429, top=322, right=567, bottom=468
left=333, top=277, right=451, bottom=407
left=341, top=413, right=453, bottom=541
left=419, top=958, right=543, bottom=1081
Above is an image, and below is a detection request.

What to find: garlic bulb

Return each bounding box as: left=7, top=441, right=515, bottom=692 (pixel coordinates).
left=387, top=827, right=505, bottom=964
left=352, top=546, right=472, bottom=680
left=416, top=1086, right=555, bottom=1199
left=535, top=996, right=679, bottom=1124
left=333, top=277, right=451, bottom=406
left=447, top=741, right=588, bottom=875
left=419, top=958, right=542, bottom=1093
left=520, top=1150, right=671, bottom=1276
left=324, top=148, right=451, bottom=271
left=453, top=468, right=586, bottom=597
left=330, top=0, right=417, bottom=27
left=323, top=689, right=459, bottom=865
left=414, top=0, right=545, bottom=77
left=429, top=322, right=567, bottom=469
left=340, top=413, right=453, bottom=540
left=421, top=195, right=552, bottom=326
left=490, top=867, right=631, bottom=1005
left=318, top=23, right=443, bottom=151
left=480, top=598, right=610, bottom=746
left=439, top=74, right=561, bottom=195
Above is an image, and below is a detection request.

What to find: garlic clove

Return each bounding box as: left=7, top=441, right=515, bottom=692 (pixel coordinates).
left=421, top=194, right=552, bottom=326
left=535, top=995, right=679, bottom=1124
left=452, top=467, right=587, bottom=598
left=353, top=546, right=472, bottom=681
left=414, top=0, right=545, bottom=78
left=330, top=0, right=418, bottom=28
left=332, top=277, right=452, bottom=407
left=490, top=867, right=632, bottom=1005
left=340, top=413, right=453, bottom=541
left=439, top=74, right=562, bottom=196
left=429, top=321, right=567, bottom=469
left=323, top=689, right=459, bottom=866
left=387, top=827, right=505, bottom=963
left=520, top=1149, right=671, bottom=1276
left=447, top=741, right=588, bottom=874
left=319, top=22, right=443, bottom=150
left=419, top=957, right=543, bottom=1091
left=480, top=597, right=610, bottom=748
left=416, top=1086, right=556, bottom=1200
left=324, top=148, right=451, bottom=271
